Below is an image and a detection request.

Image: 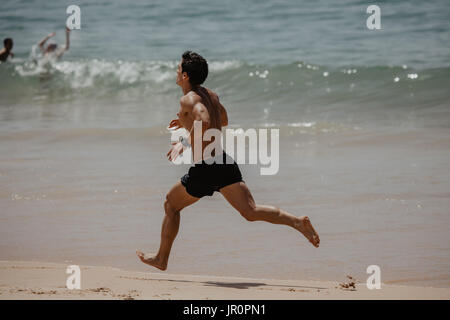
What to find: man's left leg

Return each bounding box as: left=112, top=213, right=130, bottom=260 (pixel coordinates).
left=220, top=181, right=320, bottom=247
left=136, top=181, right=200, bottom=270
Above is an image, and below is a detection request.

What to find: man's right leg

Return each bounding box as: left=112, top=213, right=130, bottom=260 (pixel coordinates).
left=220, top=181, right=320, bottom=247
left=136, top=181, right=199, bottom=270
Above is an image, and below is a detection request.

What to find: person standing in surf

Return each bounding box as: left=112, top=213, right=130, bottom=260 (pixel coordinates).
left=136, top=51, right=320, bottom=270
left=0, top=38, right=14, bottom=62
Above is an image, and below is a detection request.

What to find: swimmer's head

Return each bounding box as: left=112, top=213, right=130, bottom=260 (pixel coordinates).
left=46, top=43, right=58, bottom=53
left=4, top=38, right=13, bottom=51
left=177, top=51, right=208, bottom=87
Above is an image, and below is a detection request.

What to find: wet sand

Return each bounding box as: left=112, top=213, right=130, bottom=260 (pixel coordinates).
left=1, top=126, right=450, bottom=288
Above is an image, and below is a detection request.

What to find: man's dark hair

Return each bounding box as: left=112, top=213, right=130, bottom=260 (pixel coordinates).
left=181, top=51, right=208, bottom=86
left=4, top=38, right=13, bottom=47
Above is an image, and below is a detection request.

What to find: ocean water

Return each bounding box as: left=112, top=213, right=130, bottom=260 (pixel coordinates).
left=1, top=0, right=450, bottom=288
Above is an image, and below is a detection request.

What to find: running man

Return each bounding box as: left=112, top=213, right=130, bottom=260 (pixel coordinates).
left=136, top=51, right=320, bottom=270
left=38, top=27, right=70, bottom=59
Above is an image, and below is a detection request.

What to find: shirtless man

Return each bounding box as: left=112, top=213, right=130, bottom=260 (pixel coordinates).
left=0, top=38, right=14, bottom=62
left=136, top=51, right=320, bottom=271
left=38, top=27, right=70, bottom=59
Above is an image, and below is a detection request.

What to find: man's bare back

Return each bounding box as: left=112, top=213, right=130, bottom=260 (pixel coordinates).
left=178, top=87, right=224, bottom=131
left=176, top=87, right=227, bottom=159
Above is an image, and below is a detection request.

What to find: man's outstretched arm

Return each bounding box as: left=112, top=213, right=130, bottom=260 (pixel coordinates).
left=57, top=28, right=71, bottom=58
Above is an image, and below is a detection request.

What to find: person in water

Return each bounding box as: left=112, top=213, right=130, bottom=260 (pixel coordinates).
left=0, top=38, right=14, bottom=62
left=136, top=51, right=320, bottom=271
left=38, top=27, right=71, bottom=59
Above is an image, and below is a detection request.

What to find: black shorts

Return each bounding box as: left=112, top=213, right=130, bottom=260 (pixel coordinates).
left=180, top=151, right=244, bottom=198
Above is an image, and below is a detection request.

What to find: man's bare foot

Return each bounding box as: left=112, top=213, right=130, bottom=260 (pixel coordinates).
left=136, top=250, right=167, bottom=270
left=294, top=216, right=320, bottom=248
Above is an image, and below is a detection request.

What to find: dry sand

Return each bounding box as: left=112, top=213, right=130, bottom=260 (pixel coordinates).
left=0, top=260, right=449, bottom=300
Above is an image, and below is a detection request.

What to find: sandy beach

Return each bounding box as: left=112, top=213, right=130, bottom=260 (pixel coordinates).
left=1, top=260, right=449, bottom=300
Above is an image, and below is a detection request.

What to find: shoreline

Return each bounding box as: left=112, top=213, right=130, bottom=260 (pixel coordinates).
left=1, top=260, right=449, bottom=300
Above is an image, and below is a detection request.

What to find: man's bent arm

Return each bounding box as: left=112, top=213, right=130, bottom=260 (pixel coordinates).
left=38, top=32, right=55, bottom=52
left=185, top=103, right=210, bottom=148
